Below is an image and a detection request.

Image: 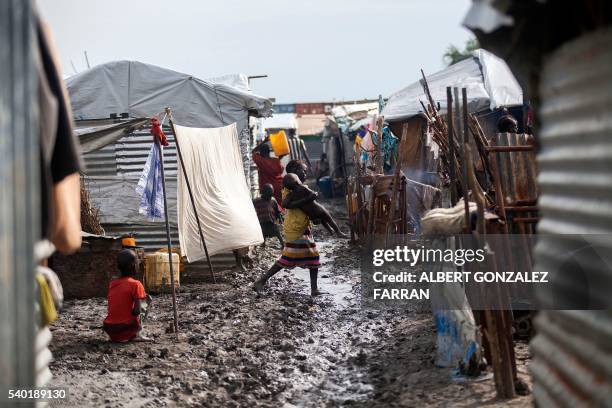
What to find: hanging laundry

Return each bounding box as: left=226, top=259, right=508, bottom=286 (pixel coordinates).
left=136, top=144, right=165, bottom=221
left=175, top=122, right=264, bottom=262
left=38, top=265, right=63, bottom=309
left=150, top=117, right=169, bottom=146
left=364, top=126, right=398, bottom=172
left=36, top=274, right=58, bottom=326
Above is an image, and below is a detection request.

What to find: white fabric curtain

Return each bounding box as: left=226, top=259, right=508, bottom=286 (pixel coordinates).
left=175, top=122, right=263, bottom=262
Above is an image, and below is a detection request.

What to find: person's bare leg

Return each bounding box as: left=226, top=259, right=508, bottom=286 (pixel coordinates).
left=276, top=230, right=284, bottom=248
left=254, top=263, right=282, bottom=294
left=234, top=249, right=246, bottom=271
left=131, top=316, right=152, bottom=342
left=131, top=331, right=152, bottom=342
left=309, top=268, right=327, bottom=296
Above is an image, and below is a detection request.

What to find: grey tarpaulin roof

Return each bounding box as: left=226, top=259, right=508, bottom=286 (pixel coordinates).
left=381, top=49, right=522, bottom=122
left=66, top=60, right=272, bottom=128
left=75, top=118, right=149, bottom=154
left=71, top=62, right=270, bottom=266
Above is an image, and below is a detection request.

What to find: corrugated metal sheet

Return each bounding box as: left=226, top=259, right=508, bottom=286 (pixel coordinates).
left=82, top=143, right=117, bottom=176
left=115, top=129, right=179, bottom=177
left=304, top=138, right=323, bottom=162
left=82, top=127, right=179, bottom=177
left=0, top=0, right=37, bottom=396
left=82, top=127, right=241, bottom=275
left=532, top=27, right=612, bottom=407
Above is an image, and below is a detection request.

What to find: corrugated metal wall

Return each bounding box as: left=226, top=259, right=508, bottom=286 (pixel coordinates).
left=82, top=128, right=237, bottom=274
left=532, top=27, right=612, bottom=407
left=0, top=0, right=37, bottom=400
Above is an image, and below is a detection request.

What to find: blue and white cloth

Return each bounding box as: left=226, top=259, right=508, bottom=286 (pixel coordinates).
left=136, top=145, right=165, bottom=221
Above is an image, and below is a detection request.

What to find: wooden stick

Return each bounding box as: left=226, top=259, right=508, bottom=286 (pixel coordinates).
left=156, top=140, right=179, bottom=336
left=168, top=117, right=216, bottom=283
left=446, top=87, right=457, bottom=205
left=375, top=116, right=385, bottom=174
left=461, top=88, right=471, bottom=233
left=385, top=124, right=408, bottom=239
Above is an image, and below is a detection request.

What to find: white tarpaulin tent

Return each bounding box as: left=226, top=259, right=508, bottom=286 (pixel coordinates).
left=262, top=113, right=298, bottom=130
left=66, top=60, right=272, bottom=138
left=381, top=49, right=522, bottom=122
left=331, top=102, right=379, bottom=119
left=206, top=73, right=250, bottom=92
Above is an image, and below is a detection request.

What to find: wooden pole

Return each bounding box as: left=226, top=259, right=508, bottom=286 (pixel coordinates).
left=461, top=88, right=471, bottom=233
left=168, top=117, right=217, bottom=283
left=375, top=116, right=384, bottom=174
left=385, top=123, right=408, bottom=240
left=446, top=87, right=457, bottom=205
left=156, top=140, right=179, bottom=335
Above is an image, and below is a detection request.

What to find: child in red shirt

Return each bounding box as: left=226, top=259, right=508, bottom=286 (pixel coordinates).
left=103, top=249, right=150, bottom=342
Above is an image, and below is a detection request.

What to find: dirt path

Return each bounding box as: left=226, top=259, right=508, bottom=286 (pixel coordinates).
left=49, top=205, right=532, bottom=407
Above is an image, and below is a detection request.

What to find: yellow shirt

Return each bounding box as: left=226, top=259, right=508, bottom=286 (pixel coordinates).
left=282, top=188, right=310, bottom=241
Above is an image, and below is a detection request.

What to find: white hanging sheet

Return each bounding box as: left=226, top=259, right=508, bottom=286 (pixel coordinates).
left=175, top=122, right=263, bottom=262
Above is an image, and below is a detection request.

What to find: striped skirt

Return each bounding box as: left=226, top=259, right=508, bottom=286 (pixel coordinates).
left=276, top=230, right=320, bottom=269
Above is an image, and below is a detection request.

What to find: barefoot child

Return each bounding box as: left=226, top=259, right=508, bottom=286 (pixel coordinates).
left=282, top=173, right=347, bottom=237
left=253, top=183, right=284, bottom=247
left=103, top=249, right=151, bottom=342
left=254, top=160, right=325, bottom=296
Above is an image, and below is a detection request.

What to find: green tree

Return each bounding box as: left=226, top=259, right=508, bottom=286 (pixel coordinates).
left=443, top=38, right=480, bottom=66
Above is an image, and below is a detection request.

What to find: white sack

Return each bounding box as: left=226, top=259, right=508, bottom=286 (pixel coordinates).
left=175, top=122, right=263, bottom=262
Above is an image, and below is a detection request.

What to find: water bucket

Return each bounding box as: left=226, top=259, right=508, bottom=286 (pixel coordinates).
left=144, top=252, right=180, bottom=293
left=318, top=176, right=333, bottom=198
left=269, top=130, right=290, bottom=157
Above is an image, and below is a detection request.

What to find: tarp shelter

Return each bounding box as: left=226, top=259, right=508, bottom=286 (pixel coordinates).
left=331, top=102, right=378, bottom=120
left=381, top=49, right=523, bottom=184
left=321, top=102, right=380, bottom=187
left=67, top=60, right=272, bottom=143
left=70, top=61, right=273, bottom=274
left=381, top=49, right=522, bottom=122
left=75, top=119, right=149, bottom=154
left=262, top=113, right=298, bottom=131
left=296, top=114, right=326, bottom=137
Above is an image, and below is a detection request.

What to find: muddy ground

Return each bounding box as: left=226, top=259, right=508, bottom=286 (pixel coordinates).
left=49, top=202, right=533, bottom=407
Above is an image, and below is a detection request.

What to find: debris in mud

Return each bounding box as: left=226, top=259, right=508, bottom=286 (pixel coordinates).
left=47, top=200, right=532, bottom=407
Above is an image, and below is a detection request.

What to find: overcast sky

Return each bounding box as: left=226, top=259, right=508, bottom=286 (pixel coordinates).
left=38, top=0, right=473, bottom=103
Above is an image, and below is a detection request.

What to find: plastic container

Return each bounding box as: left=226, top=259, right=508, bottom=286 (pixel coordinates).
left=144, top=252, right=180, bottom=293
left=318, top=176, right=333, bottom=198
left=269, top=130, right=290, bottom=157
left=121, top=236, right=136, bottom=247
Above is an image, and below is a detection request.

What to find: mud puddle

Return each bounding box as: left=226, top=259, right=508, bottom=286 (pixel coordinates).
left=48, top=199, right=532, bottom=407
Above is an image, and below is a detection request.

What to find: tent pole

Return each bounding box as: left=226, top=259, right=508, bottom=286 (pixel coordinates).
left=156, top=140, right=179, bottom=336
left=168, top=117, right=216, bottom=283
